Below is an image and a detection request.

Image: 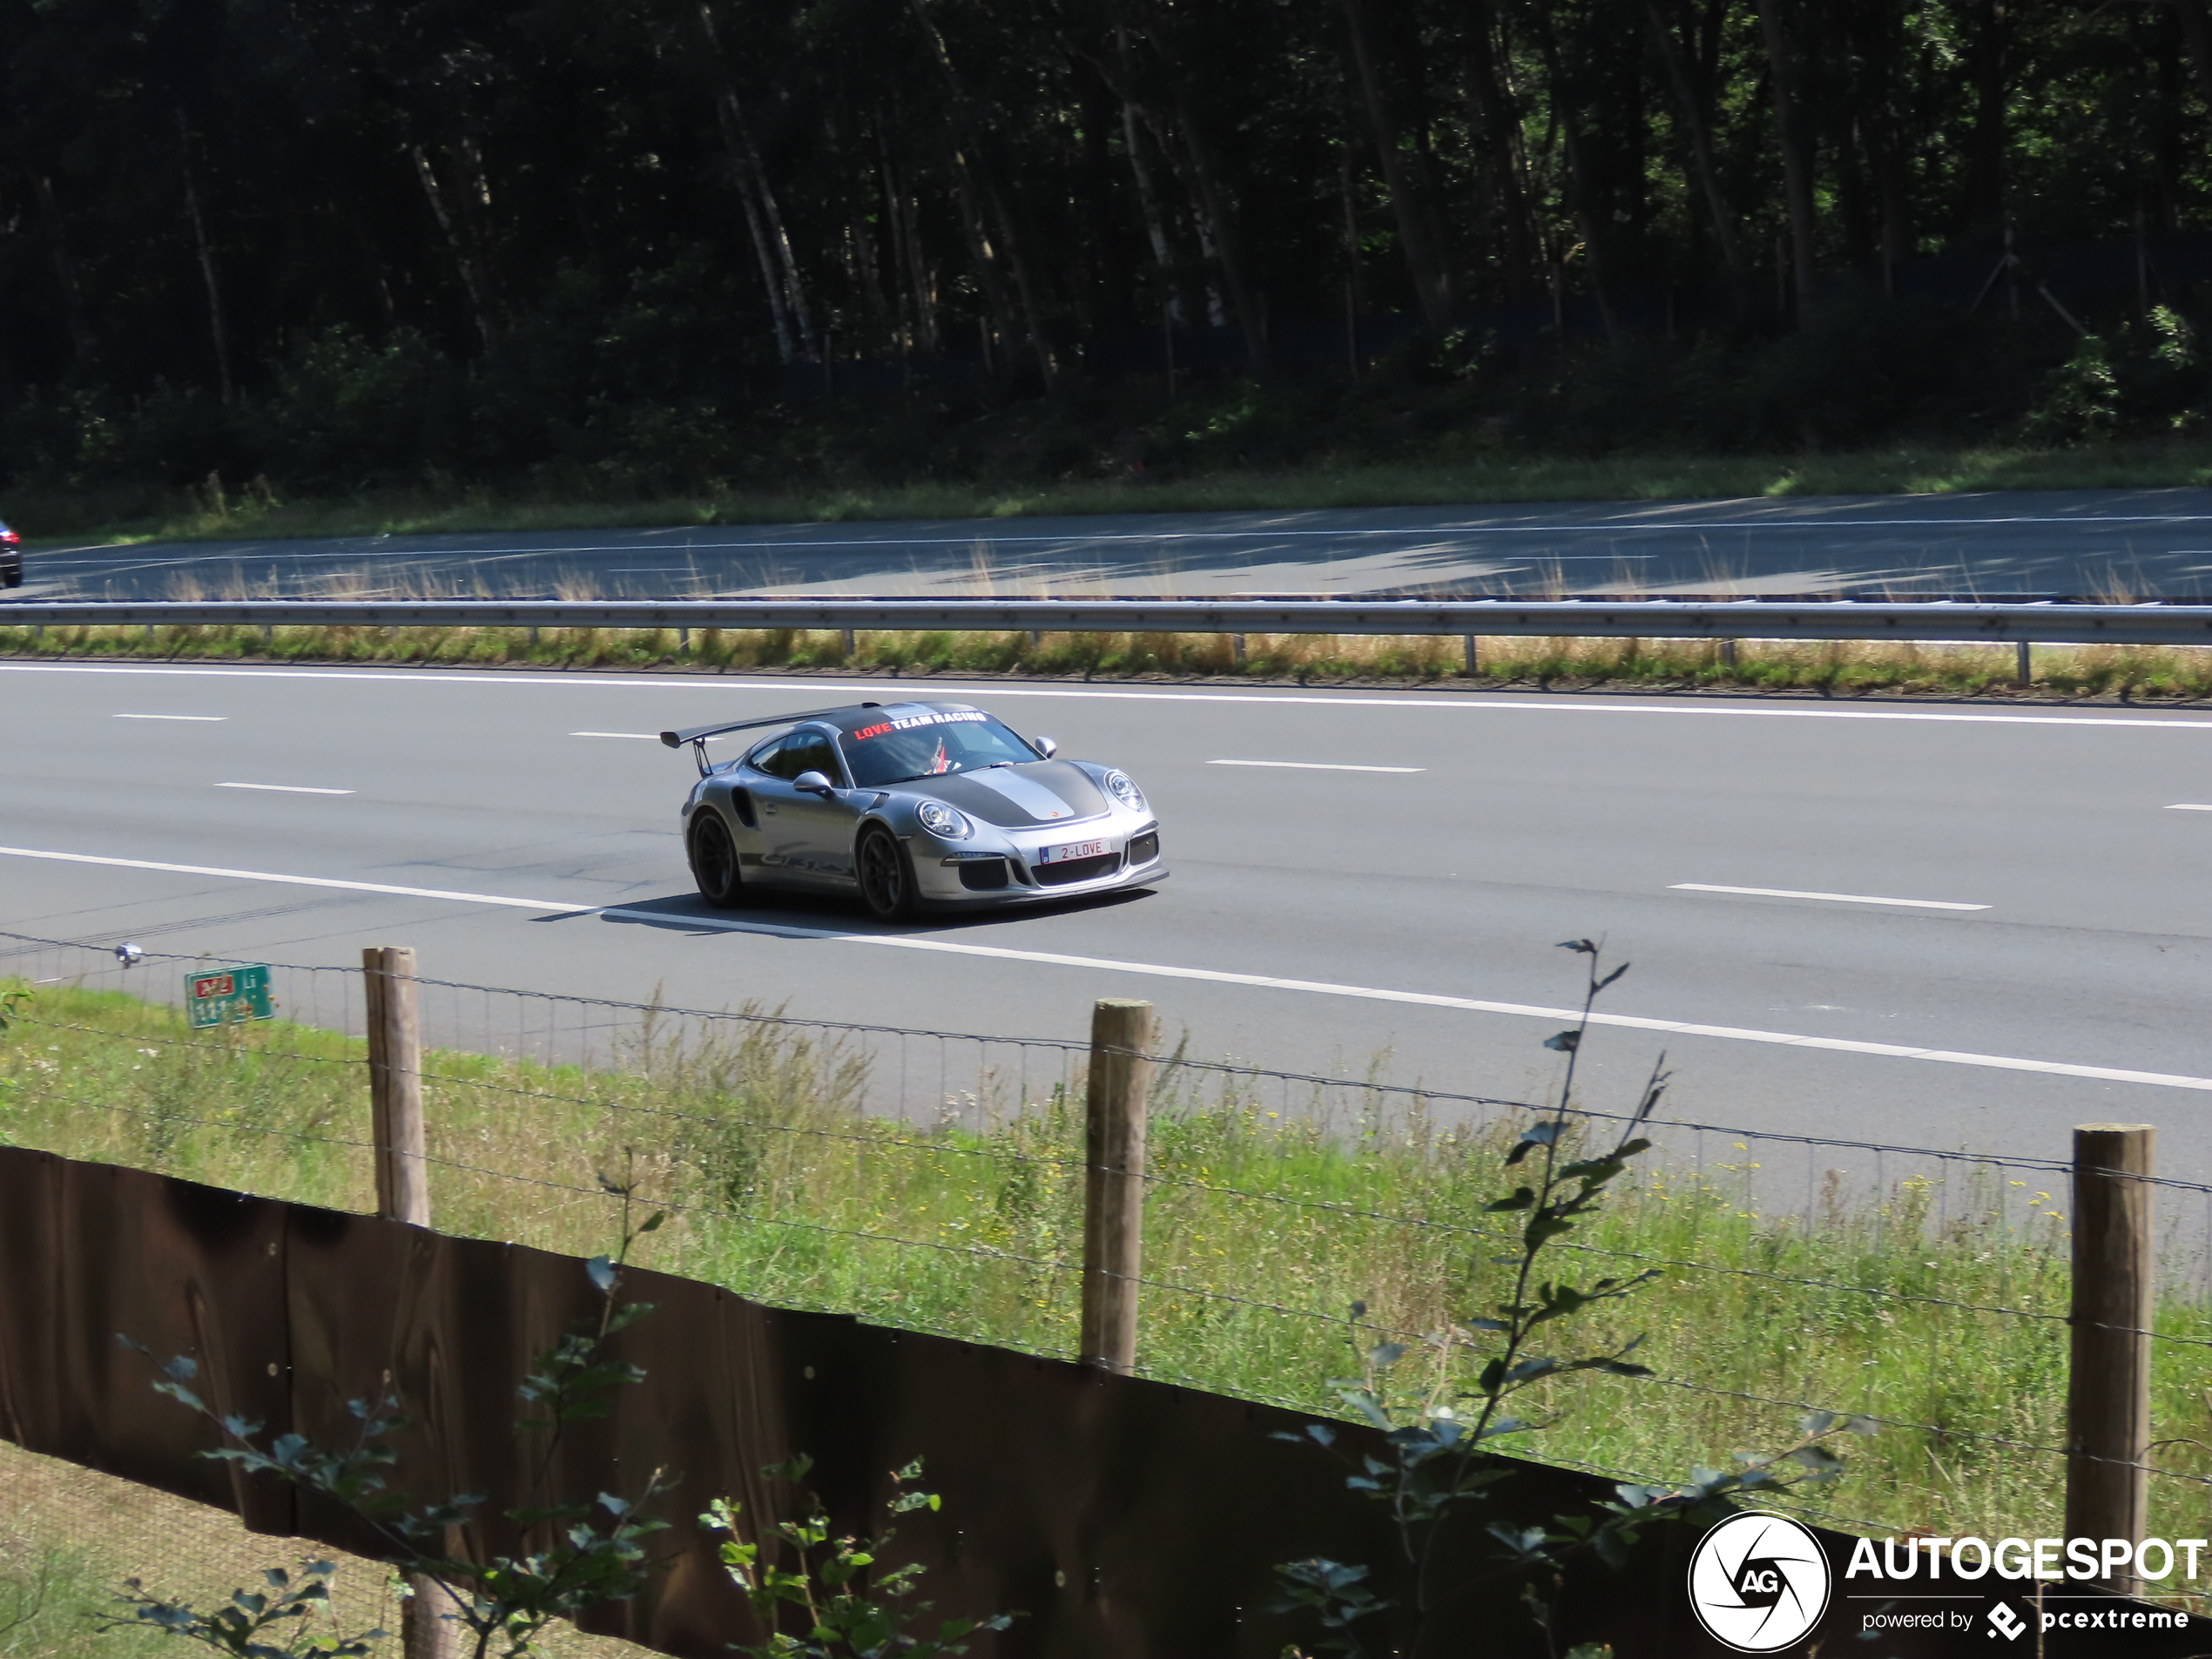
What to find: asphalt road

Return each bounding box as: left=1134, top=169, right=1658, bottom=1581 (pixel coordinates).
left=7, top=659, right=2212, bottom=1198
left=23, top=487, right=2212, bottom=601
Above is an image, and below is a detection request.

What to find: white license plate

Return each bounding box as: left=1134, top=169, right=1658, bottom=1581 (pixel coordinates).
left=1039, top=839, right=1109, bottom=864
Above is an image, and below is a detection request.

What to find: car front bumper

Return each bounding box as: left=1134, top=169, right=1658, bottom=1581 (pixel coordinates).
left=911, top=822, right=1164, bottom=908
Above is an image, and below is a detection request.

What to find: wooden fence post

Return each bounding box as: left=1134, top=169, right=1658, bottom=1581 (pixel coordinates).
left=363, top=946, right=430, bottom=1226
left=2064, top=1123, right=2155, bottom=1595
left=1081, top=999, right=1153, bottom=1375
left=363, top=946, right=454, bottom=1659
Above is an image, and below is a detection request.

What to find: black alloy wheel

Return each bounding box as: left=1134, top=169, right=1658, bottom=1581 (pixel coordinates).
left=855, top=824, right=915, bottom=921
left=686, top=810, right=744, bottom=907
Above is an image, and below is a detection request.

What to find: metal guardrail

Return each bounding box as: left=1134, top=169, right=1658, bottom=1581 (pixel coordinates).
left=4, top=596, right=2212, bottom=645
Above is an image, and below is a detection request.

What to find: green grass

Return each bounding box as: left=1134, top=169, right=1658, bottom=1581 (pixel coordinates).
left=3, top=983, right=2207, bottom=1593
left=8, top=618, right=2212, bottom=703
left=19, top=437, right=2212, bottom=548
left=0, top=1436, right=648, bottom=1659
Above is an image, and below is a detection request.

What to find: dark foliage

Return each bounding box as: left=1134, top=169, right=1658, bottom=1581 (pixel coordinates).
left=1, top=0, right=2208, bottom=501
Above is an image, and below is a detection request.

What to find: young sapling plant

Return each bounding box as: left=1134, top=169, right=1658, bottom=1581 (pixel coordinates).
left=1272, top=941, right=1873, bottom=1657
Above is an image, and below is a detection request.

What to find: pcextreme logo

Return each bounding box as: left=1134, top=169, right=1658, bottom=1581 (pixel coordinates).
left=1686, top=1512, right=1832, bottom=1653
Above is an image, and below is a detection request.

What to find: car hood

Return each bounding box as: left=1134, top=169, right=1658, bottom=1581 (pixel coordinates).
left=912, top=761, right=1109, bottom=828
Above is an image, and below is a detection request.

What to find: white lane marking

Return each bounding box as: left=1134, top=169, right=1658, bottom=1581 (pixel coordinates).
left=113, top=713, right=226, bottom=722
left=599, top=908, right=2211, bottom=1092
left=0, top=846, right=574, bottom=908
left=0, top=841, right=2196, bottom=1093
left=10, top=662, right=2212, bottom=732
left=572, top=731, right=661, bottom=740
left=1210, top=759, right=1426, bottom=773
left=216, top=782, right=355, bottom=796
left=2168, top=804, right=2212, bottom=811
left=1671, top=883, right=1989, bottom=912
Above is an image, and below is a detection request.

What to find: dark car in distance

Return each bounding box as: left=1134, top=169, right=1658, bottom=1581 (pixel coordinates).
left=0, top=520, right=18, bottom=588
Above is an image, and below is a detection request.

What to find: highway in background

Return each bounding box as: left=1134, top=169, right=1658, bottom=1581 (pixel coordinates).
left=18, top=487, right=2212, bottom=601
left=6, top=659, right=2212, bottom=1184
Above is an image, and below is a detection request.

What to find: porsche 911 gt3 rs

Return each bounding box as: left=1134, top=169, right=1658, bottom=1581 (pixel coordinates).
left=661, top=699, right=1165, bottom=919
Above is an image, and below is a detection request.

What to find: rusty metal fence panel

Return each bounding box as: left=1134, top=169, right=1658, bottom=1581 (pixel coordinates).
left=0, top=1144, right=1687, bottom=1657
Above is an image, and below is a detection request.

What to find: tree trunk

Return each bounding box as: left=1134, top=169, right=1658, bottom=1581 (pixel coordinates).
left=1121, top=98, right=1183, bottom=323
left=906, top=0, right=1055, bottom=386
left=1645, top=0, right=1743, bottom=287
left=1340, top=0, right=1450, bottom=324
left=178, top=118, right=234, bottom=405
left=1851, top=0, right=1912, bottom=280
left=1960, top=0, right=2009, bottom=238
left=1161, top=94, right=1268, bottom=369
left=1529, top=7, right=1619, bottom=335
left=1112, top=19, right=1184, bottom=324
left=698, top=5, right=815, bottom=360
left=29, top=170, right=91, bottom=361
left=732, top=163, right=796, bottom=364
left=408, top=144, right=496, bottom=349
left=1465, top=0, right=1541, bottom=301
left=830, top=121, right=894, bottom=348
left=1756, top=0, right=1819, bottom=316
left=2175, top=0, right=2212, bottom=111
left=878, top=127, right=939, bottom=353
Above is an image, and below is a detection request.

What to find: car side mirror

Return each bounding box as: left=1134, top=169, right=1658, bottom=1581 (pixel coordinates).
left=793, top=771, right=836, bottom=794
left=1033, top=736, right=1058, bottom=759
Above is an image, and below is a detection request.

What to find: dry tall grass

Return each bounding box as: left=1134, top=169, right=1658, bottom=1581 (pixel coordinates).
left=6, top=619, right=2211, bottom=701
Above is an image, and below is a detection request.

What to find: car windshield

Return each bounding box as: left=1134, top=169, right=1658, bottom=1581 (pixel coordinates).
left=841, top=711, right=1038, bottom=786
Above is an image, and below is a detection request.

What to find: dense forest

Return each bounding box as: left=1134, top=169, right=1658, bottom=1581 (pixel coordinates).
left=2, top=0, right=2209, bottom=503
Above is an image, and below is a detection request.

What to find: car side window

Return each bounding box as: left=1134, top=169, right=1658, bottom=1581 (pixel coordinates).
left=746, top=737, right=789, bottom=778
left=783, top=730, right=843, bottom=785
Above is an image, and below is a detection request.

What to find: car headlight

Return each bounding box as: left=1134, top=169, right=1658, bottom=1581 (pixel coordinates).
left=1104, top=769, right=1145, bottom=811
left=916, top=800, right=973, bottom=840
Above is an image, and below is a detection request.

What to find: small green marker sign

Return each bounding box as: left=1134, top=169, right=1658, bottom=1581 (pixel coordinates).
left=185, top=964, right=273, bottom=1028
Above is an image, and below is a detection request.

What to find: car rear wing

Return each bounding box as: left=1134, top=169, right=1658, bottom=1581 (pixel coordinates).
left=659, top=704, right=882, bottom=774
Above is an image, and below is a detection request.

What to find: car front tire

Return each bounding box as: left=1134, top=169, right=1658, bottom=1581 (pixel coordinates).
left=855, top=824, right=915, bottom=921
left=686, top=809, right=745, bottom=907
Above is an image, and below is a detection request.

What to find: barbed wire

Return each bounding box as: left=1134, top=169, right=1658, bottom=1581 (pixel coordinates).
left=17, top=924, right=2212, bottom=1197
left=20, top=1087, right=2207, bottom=1514
left=21, top=1089, right=1077, bottom=1282
left=0, top=926, right=1094, bottom=1057
left=1124, top=1270, right=2207, bottom=1486
left=1133, top=1166, right=2084, bottom=1328
left=0, top=1012, right=2135, bottom=1336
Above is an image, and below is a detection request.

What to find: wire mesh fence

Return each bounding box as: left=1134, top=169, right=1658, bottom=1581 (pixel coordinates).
left=4, top=925, right=2209, bottom=1592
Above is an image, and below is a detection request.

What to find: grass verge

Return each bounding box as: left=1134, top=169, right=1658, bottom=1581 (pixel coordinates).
left=0, top=1440, right=645, bottom=1659
left=4, top=981, right=2207, bottom=1587
left=18, top=438, right=2212, bottom=547
left=8, top=619, right=2212, bottom=702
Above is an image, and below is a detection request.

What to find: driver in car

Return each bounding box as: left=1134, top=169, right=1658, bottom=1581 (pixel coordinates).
left=867, top=722, right=992, bottom=779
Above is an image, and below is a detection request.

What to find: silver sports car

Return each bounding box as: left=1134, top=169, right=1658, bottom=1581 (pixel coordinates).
left=660, top=699, right=1165, bottom=919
